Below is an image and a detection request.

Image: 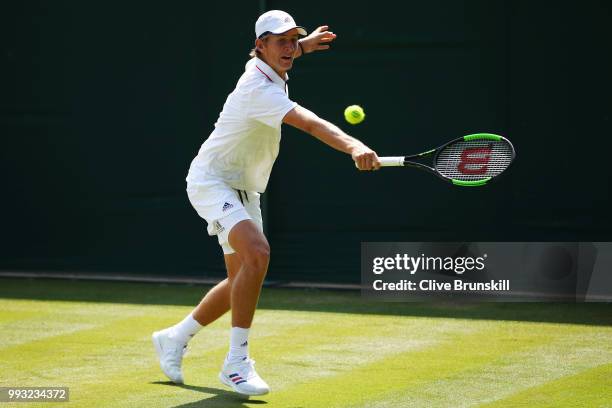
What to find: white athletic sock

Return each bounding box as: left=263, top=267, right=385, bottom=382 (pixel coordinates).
left=227, top=327, right=250, bottom=363
left=170, top=313, right=203, bottom=344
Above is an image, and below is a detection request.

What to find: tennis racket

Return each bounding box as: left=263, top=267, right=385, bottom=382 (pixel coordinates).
left=377, top=133, right=515, bottom=186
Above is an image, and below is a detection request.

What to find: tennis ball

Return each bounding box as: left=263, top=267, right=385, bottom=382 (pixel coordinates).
left=344, top=105, right=365, bottom=125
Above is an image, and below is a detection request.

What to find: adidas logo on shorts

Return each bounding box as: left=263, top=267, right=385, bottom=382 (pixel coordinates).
left=222, top=202, right=233, bottom=211
left=214, top=220, right=225, bottom=233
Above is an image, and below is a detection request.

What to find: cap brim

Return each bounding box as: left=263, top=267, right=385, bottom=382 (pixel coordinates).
left=270, top=24, right=308, bottom=37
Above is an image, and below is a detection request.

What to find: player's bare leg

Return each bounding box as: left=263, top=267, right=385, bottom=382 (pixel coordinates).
left=191, top=253, right=242, bottom=326
left=219, top=219, right=271, bottom=395
left=227, top=220, right=269, bottom=328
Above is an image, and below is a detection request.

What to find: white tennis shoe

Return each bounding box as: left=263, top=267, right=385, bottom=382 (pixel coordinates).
left=219, top=357, right=270, bottom=396
left=152, top=328, right=188, bottom=384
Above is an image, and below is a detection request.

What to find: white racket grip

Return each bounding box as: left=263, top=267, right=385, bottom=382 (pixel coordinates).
left=379, top=156, right=405, bottom=167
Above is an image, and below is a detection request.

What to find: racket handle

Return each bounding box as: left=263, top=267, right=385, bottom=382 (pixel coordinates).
left=378, top=156, right=405, bottom=167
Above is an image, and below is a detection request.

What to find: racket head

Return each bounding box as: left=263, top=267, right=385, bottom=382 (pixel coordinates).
left=433, top=133, right=515, bottom=186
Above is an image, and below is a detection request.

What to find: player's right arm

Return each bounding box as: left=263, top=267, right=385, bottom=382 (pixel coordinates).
left=283, top=105, right=380, bottom=171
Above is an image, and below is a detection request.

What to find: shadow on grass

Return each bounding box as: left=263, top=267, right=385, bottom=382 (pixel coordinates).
left=0, top=277, right=611, bottom=326
left=150, top=381, right=267, bottom=407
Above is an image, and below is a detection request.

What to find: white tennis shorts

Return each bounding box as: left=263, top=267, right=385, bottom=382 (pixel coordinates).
left=186, top=180, right=263, bottom=254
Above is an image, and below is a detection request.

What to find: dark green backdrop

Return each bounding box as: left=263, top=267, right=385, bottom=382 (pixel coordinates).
left=2, top=1, right=611, bottom=282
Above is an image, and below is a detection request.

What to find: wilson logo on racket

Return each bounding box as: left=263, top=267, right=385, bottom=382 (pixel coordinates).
left=457, top=145, right=493, bottom=175
left=373, top=133, right=515, bottom=187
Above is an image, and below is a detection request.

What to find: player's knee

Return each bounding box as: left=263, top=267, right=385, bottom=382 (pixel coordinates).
left=244, top=242, right=270, bottom=274
left=251, top=242, right=270, bottom=270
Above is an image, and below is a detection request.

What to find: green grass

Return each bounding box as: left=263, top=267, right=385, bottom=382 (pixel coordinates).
left=0, top=278, right=611, bottom=407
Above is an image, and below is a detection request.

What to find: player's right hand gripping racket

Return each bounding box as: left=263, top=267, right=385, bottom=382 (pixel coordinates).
left=379, top=133, right=515, bottom=186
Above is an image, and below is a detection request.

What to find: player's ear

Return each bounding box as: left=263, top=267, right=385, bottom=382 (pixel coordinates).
left=255, top=38, right=265, bottom=53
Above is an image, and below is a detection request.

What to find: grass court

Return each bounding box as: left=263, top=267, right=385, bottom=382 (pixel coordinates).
left=0, top=278, right=611, bottom=407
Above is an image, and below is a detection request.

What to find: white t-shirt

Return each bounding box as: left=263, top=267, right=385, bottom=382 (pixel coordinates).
left=187, top=57, right=298, bottom=193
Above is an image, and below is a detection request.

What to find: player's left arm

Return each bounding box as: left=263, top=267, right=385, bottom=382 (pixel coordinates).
left=295, top=26, right=337, bottom=58
left=283, top=105, right=380, bottom=170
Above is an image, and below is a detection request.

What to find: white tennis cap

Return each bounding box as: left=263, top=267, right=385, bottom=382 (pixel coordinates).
left=255, top=10, right=307, bottom=38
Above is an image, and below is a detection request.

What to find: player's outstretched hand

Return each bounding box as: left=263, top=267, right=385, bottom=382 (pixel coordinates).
left=352, top=145, right=381, bottom=171
left=300, top=26, right=337, bottom=54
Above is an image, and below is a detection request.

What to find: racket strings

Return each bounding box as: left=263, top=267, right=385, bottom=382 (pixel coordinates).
left=435, top=140, right=513, bottom=181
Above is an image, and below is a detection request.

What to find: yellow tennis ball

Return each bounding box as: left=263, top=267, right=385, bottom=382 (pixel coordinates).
left=344, top=105, right=365, bottom=125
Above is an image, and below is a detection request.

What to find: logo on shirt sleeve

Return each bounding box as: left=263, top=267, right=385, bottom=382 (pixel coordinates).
left=222, top=202, right=234, bottom=212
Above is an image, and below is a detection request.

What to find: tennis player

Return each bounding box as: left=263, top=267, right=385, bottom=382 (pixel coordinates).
left=153, top=10, right=380, bottom=396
